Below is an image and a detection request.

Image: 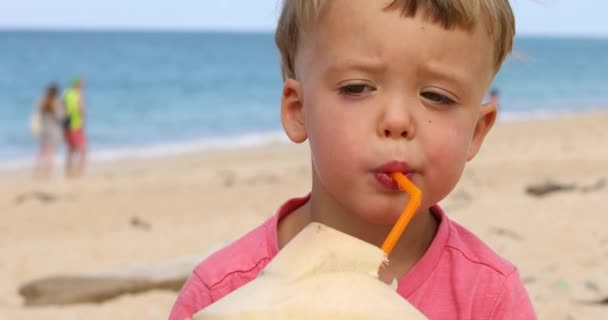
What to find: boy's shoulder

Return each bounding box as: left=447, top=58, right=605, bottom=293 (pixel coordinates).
left=192, top=196, right=310, bottom=296
left=443, top=215, right=515, bottom=277
left=193, top=216, right=277, bottom=292
left=402, top=207, right=536, bottom=318
left=406, top=206, right=517, bottom=291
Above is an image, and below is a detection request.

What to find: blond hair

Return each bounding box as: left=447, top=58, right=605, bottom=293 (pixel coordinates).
left=275, top=0, right=515, bottom=80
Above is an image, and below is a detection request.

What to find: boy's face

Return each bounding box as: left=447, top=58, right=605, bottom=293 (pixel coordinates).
left=281, top=0, right=497, bottom=224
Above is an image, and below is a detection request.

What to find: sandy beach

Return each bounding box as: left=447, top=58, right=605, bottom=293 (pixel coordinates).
left=1, top=112, right=607, bottom=319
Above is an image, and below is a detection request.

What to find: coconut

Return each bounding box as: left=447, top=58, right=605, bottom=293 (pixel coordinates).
left=193, top=222, right=427, bottom=320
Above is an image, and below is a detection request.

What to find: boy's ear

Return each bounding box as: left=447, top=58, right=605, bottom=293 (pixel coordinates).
left=281, top=79, right=308, bottom=143
left=467, top=102, right=497, bottom=161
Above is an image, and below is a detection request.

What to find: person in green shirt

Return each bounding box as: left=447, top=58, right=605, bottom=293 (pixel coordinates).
left=64, top=77, right=87, bottom=178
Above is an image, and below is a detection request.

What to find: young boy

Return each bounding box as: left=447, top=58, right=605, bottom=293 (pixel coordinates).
left=171, top=0, right=535, bottom=319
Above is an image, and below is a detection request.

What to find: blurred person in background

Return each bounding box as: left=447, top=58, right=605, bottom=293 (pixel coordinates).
left=33, top=83, right=65, bottom=179
left=488, top=88, right=501, bottom=110
left=64, top=77, right=87, bottom=178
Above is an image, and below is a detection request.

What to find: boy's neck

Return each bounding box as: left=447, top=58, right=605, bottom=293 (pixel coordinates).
left=277, top=190, right=438, bottom=282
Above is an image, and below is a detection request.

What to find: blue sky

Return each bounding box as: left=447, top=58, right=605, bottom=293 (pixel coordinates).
left=0, top=0, right=605, bottom=37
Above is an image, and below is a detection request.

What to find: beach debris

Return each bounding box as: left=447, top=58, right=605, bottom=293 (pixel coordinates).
left=576, top=296, right=608, bottom=306
left=18, top=256, right=199, bottom=306
left=130, top=216, right=151, bottom=230
left=581, top=178, right=606, bottom=193
left=573, top=280, right=608, bottom=306
left=584, top=280, right=600, bottom=293
left=525, top=178, right=605, bottom=197
left=526, top=181, right=576, bottom=197
left=522, top=276, right=536, bottom=285
left=490, top=227, right=524, bottom=241
left=193, top=223, right=426, bottom=319
left=551, top=279, right=572, bottom=293
left=218, top=170, right=236, bottom=188
left=14, top=191, right=58, bottom=206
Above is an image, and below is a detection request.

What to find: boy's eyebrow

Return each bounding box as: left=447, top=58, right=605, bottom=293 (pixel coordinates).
left=324, top=57, right=387, bottom=76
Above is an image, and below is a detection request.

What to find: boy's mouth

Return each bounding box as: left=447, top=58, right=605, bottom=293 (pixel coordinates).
left=374, top=161, right=415, bottom=190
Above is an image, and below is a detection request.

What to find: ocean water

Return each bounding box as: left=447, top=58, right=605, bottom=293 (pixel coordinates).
left=1, top=31, right=607, bottom=165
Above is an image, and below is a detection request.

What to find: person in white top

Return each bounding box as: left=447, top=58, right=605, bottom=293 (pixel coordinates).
left=33, top=83, right=65, bottom=179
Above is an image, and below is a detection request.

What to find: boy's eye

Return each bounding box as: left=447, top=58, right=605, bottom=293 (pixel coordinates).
left=339, top=84, right=375, bottom=96
left=421, top=91, right=455, bottom=106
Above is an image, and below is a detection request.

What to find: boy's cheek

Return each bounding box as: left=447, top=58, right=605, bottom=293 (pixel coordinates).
left=424, top=138, right=468, bottom=182
left=311, top=135, right=358, bottom=176
left=422, top=145, right=467, bottom=205
left=435, top=141, right=467, bottom=165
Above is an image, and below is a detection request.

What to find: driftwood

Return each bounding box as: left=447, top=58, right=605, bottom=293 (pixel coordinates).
left=525, top=181, right=576, bottom=197
left=19, top=256, right=200, bottom=306
left=577, top=296, right=608, bottom=306
left=14, top=191, right=59, bottom=205
left=525, top=179, right=605, bottom=197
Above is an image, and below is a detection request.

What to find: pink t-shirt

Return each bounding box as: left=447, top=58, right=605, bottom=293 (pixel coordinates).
left=170, top=195, right=535, bottom=319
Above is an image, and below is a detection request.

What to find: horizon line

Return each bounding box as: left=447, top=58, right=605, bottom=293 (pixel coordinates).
left=0, top=26, right=607, bottom=39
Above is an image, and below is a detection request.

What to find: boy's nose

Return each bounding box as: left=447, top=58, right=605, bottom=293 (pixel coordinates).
left=379, top=104, right=414, bottom=140
left=384, top=127, right=408, bottom=139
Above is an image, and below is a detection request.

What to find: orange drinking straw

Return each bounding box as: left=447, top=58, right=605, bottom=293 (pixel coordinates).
left=380, top=172, right=422, bottom=256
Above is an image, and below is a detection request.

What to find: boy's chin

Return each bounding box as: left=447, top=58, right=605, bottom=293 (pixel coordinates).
left=354, top=206, right=409, bottom=227
left=357, top=199, right=427, bottom=227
